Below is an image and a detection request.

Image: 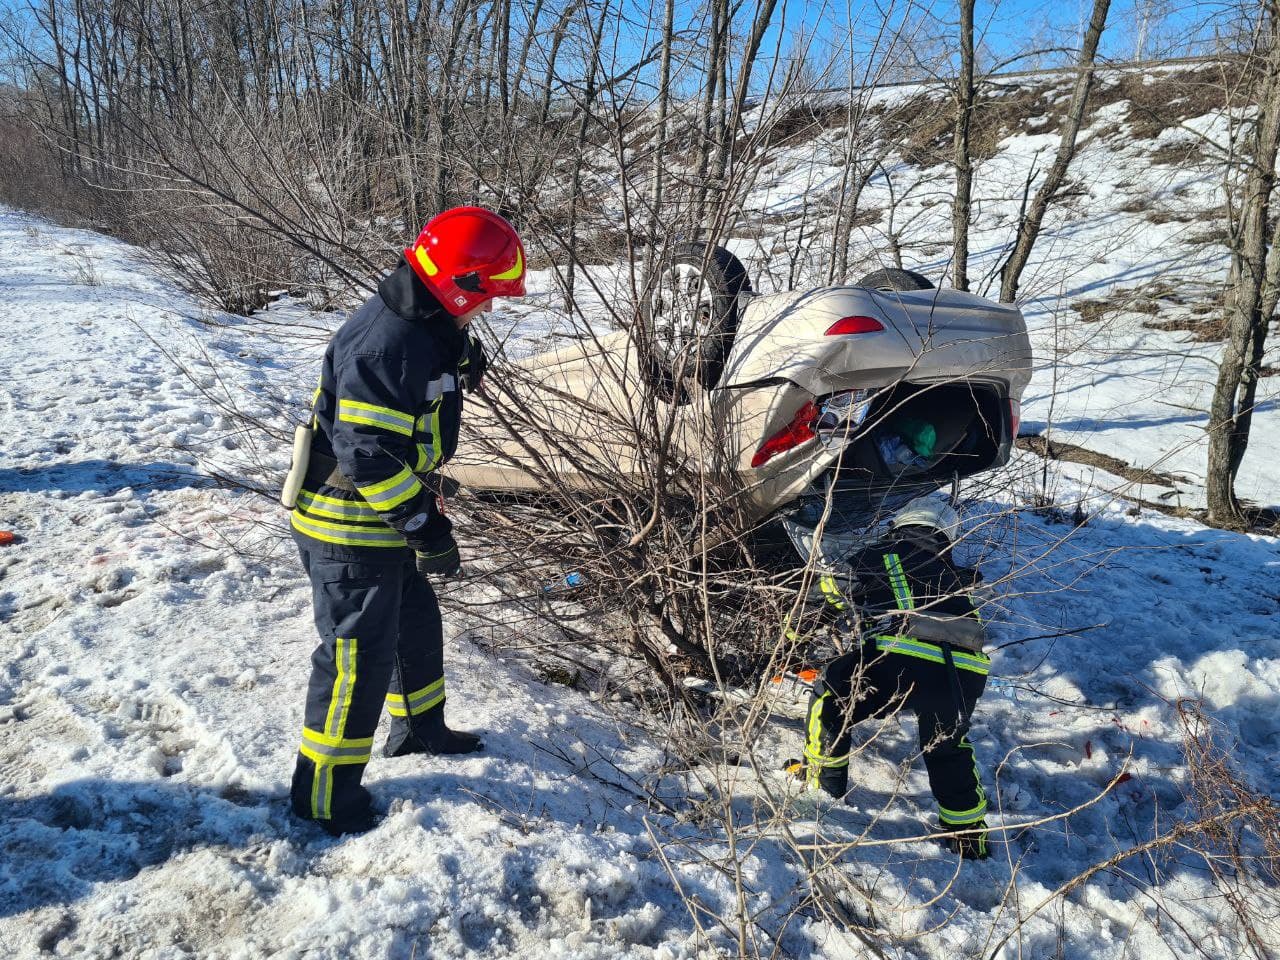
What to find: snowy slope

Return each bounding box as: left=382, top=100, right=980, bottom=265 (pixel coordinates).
left=3, top=68, right=1280, bottom=958
left=730, top=70, right=1279, bottom=512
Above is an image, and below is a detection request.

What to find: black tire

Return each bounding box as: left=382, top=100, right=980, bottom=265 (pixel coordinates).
left=856, top=267, right=934, bottom=292
left=640, top=241, right=751, bottom=401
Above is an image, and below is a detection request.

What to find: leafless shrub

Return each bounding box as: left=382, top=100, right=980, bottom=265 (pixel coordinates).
left=66, top=245, right=100, bottom=286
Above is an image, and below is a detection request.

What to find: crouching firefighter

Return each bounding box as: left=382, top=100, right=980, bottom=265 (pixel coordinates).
left=803, top=496, right=993, bottom=860
left=280, top=206, right=526, bottom=835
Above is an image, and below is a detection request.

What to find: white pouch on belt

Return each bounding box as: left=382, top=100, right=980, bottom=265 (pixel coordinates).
left=280, top=424, right=313, bottom=509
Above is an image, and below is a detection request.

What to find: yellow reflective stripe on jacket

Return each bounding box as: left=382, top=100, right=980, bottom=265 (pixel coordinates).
left=337, top=398, right=416, bottom=437
left=385, top=678, right=445, bottom=717
left=874, top=635, right=991, bottom=675
left=818, top=574, right=846, bottom=611
left=416, top=400, right=444, bottom=472
left=413, top=443, right=432, bottom=472
left=296, top=489, right=381, bottom=522
left=290, top=511, right=407, bottom=548
left=357, top=466, right=422, bottom=511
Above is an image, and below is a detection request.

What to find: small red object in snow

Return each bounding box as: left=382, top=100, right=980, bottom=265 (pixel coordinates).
left=0, top=531, right=14, bottom=546
left=1084, top=740, right=1093, bottom=759
left=1116, top=771, right=1133, bottom=785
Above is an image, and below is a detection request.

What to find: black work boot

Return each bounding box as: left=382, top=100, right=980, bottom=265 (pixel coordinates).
left=383, top=709, right=484, bottom=757
left=290, top=782, right=379, bottom=836
left=313, top=806, right=380, bottom=837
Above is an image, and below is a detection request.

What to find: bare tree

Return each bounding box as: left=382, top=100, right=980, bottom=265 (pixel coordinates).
left=1206, top=0, right=1280, bottom=525
left=997, top=0, right=1111, bottom=304
left=950, top=0, right=976, bottom=291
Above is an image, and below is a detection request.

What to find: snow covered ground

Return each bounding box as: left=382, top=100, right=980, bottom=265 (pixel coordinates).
left=3, top=68, right=1280, bottom=957
left=0, top=211, right=723, bottom=958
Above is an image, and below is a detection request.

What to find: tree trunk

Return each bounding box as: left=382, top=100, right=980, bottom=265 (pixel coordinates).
left=563, top=0, right=609, bottom=310
left=692, top=0, right=727, bottom=230
left=1206, top=1, right=1280, bottom=524
left=998, top=0, right=1111, bottom=304
left=951, top=0, right=976, bottom=291
left=645, top=0, right=676, bottom=273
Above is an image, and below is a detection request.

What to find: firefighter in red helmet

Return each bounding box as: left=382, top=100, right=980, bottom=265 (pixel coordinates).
left=282, top=207, right=525, bottom=835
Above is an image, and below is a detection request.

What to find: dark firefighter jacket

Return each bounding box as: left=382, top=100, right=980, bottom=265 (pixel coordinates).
left=823, top=527, right=989, bottom=673
left=290, top=259, right=472, bottom=558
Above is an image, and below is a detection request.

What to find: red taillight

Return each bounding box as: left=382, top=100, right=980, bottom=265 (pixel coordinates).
left=825, top=315, right=884, bottom=335
left=752, top=400, right=819, bottom=468
left=1008, top=398, right=1021, bottom=439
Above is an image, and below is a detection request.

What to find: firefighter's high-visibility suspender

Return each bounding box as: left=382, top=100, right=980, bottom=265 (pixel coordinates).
left=884, top=552, right=970, bottom=732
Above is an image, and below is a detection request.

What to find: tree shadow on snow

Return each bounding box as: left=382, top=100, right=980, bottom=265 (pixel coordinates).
left=0, top=778, right=296, bottom=920
left=0, top=459, right=213, bottom=496
left=0, top=758, right=687, bottom=934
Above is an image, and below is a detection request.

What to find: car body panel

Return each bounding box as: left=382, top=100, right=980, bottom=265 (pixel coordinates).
left=450, top=282, right=1032, bottom=521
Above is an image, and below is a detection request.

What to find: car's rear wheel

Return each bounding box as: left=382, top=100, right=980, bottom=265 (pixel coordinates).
left=640, top=242, right=751, bottom=401
left=856, top=267, right=934, bottom=291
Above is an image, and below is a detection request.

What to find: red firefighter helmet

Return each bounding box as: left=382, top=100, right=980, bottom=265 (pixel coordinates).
left=404, top=206, right=526, bottom=316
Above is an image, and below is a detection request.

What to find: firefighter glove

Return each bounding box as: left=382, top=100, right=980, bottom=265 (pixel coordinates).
left=415, top=536, right=462, bottom=579
left=939, top=817, right=990, bottom=860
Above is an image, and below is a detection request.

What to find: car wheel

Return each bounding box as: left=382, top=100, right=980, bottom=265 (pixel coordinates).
left=640, top=242, right=751, bottom=401
left=856, top=267, right=934, bottom=291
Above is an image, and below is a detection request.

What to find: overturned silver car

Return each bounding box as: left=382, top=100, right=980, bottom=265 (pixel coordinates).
left=450, top=243, right=1032, bottom=555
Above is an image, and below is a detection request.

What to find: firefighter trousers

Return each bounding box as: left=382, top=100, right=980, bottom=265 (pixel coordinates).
left=289, top=541, right=447, bottom=825
left=805, top=641, right=988, bottom=827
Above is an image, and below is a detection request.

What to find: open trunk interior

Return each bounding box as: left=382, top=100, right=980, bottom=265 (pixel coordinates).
left=754, top=381, right=1011, bottom=566
left=831, top=381, right=1007, bottom=493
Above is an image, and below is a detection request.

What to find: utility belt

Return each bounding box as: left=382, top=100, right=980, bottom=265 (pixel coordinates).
left=280, top=425, right=458, bottom=510
left=280, top=424, right=355, bottom=508
left=884, top=610, right=987, bottom=654
left=870, top=634, right=991, bottom=676
left=302, top=448, right=357, bottom=493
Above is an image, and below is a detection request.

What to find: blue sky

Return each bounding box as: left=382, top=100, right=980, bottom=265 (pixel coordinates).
left=1, top=0, right=1229, bottom=98
left=592, top=0, right=1228, bottom=104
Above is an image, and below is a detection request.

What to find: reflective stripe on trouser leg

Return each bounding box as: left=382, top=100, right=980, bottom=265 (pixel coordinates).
left=936, top=735, right=987, bottom=825
left=804, top=655, right=858, bottom=789
left=291, top=546, right=403, bottom=822
left=384, top=563, right=447, bottom=753
left=906, top=656, right=988, bottom=828
left=385, top=678, right=444, bottom=717
left=309, top=635, right=356, bottom=819
left=804, top=691, right=849, bottom=788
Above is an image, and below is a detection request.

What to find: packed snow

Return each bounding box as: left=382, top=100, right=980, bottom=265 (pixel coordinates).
left=3, top=66, right=1280, bottom=959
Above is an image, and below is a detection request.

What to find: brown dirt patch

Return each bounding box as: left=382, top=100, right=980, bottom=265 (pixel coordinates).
left=1142, top=315, right=1227, bottom=341
left=1019, top=431, right=1279, bottom=534
left=1016, top=435, right=1185, bottom=487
